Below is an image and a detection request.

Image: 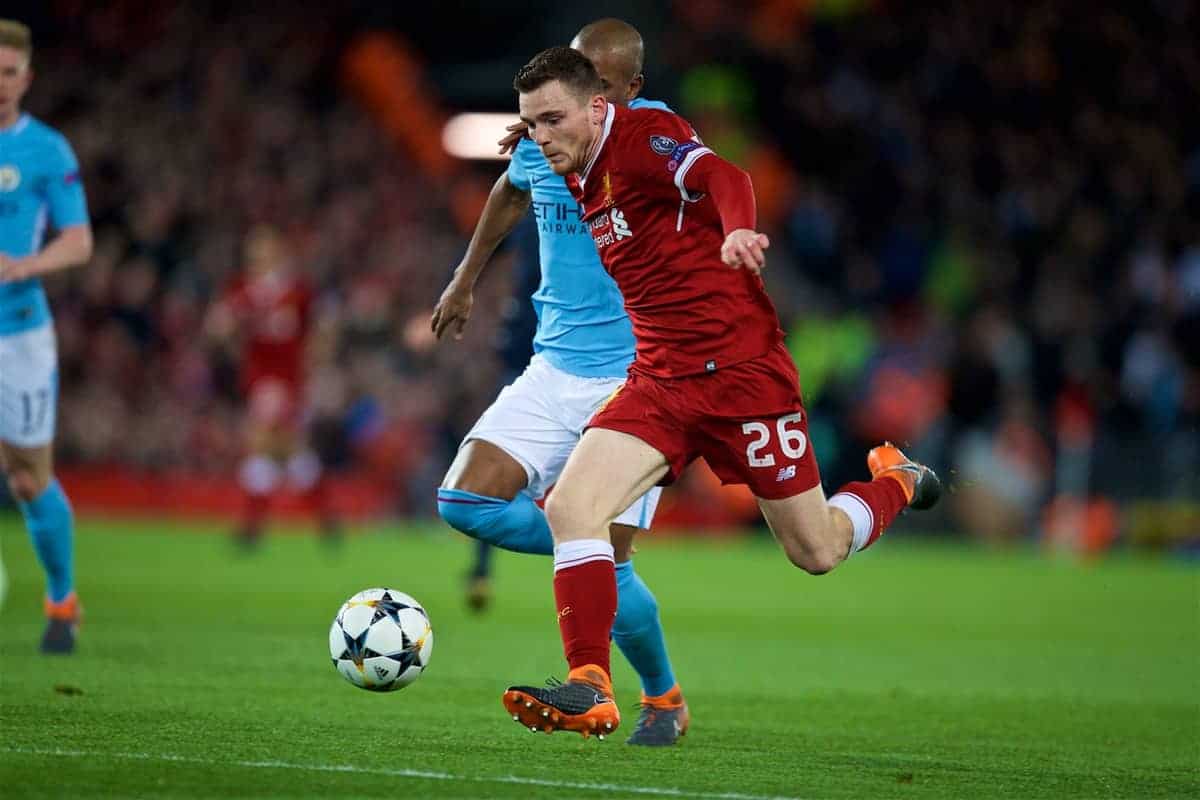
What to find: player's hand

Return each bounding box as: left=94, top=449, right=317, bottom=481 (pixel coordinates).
left=0, top=254, right=35, bottom=283
left=497, top=121, right=528, bottom=156
left=721, top=229, right=770, bottom=275
left=431, top=278, right=474, bottom=341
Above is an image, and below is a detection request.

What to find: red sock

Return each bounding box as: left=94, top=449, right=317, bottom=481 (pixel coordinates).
left=241, top=491, right=269, bottom=535
left=553, top=559, right=617, bottom=676
left=832, top=478, right=908, bottom=550
left=302, top=477, right=337, bottom=529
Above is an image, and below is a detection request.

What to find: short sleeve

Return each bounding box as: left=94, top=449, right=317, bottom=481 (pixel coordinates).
left=44, top=135, right=89, bottom=229
left=506, top=139, right=534, bottom=192
left=624, top=110, right=713, bottom=202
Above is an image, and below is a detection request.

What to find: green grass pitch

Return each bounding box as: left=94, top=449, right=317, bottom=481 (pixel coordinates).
left=0, top=515, right=1196, bottom=799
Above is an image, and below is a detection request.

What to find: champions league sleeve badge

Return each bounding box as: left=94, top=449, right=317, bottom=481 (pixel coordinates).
left=649, top=135, right=678, bottom=156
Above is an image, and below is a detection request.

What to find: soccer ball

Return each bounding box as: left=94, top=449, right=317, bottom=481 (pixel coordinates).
left=328, top=588, right=433, bottom=691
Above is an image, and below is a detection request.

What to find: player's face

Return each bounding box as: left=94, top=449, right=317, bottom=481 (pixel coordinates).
left=0, top=46, right=32, bottom=124
left=519, top=80, right=606, bottom=176
left=245, top=227, right=289, bottom=279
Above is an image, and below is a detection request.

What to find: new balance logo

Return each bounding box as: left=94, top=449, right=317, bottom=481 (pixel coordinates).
left=776, top=465, right=797, bottom=482
left=612, top=208, right=633, bottom=240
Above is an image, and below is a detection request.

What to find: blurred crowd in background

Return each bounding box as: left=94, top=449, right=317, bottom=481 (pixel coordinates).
left=11, top=1, right=1199, bottom=548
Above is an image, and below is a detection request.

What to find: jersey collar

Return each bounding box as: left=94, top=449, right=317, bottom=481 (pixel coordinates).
left=578, top=102, right=615, bottom=187
left=0, top=113, right=30, bottom=137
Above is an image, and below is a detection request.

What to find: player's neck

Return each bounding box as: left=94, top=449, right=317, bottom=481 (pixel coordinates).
left=578, top=127, right=604, bottom=179
left=0, top=107, right=22, bottom=132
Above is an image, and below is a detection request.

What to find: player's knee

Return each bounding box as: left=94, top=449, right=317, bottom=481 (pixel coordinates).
left=782, top=542, right=842, bottom=576
left=6, top=469, right=46, bottom=503
left=437, top=496, right=488, bottom=537
left=544, top=489, right=590, bottom=537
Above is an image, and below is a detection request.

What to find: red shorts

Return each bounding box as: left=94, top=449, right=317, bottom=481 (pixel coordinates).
left=589, top=342, right=820, bottom=500
left=245, top=377, right=302, bottom=429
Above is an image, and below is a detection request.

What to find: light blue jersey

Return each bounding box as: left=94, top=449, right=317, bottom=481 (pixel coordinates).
left=0, top=114, right=89, bottom=335
left=506, top=97, right=670, bottom=378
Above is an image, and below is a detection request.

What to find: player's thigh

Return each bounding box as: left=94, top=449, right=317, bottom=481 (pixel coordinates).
left=0, top=324, right=58, bottom=495
left=756, top=483, right=848, bottom=567
left=445, top=356, right=577, bottom=500
left=441, top=439, right=529, bottom=500
left=547, top=427, right=669, bottom=540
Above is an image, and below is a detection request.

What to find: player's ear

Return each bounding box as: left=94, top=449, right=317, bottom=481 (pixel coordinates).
left=626, top=73, right=644, bottom=101
left=589, top=95, right=606, bottom=124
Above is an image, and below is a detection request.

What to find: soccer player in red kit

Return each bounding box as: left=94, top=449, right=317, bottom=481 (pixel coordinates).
left=501, top=48, right=941, bottom=738
left=207, top=224, right=339, bottom=546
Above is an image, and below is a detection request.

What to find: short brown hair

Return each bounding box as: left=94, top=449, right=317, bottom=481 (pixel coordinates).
left=513, top=46, right=602, bottom=99
left=0, top=20, right=32, bottom=59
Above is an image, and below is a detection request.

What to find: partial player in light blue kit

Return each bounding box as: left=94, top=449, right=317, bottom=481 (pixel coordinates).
left=0, top=20, right=93, bottom=654
left=430, top=19, right=689, bottom=745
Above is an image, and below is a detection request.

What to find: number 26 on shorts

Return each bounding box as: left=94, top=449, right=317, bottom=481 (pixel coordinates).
left=741, top=412, right=807, bottom=467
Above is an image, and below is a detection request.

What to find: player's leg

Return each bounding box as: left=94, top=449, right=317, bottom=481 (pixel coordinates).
left=610, top=513, right=691, bottom=746
left=437, top=358, right=578, bottom=560
left=505, top=426, right=671, bottom=737
left=235, top=420, right=280, bottom=547
left=438, top=439, right=536, bottom=611
left=438, top=439, right=549, bottom=553
left=0, top=323, right=79, bottom=653
left=465, top=538, right=494, bottom=612
left=757, top=443, right=941, bottom=574
left=702, top=344, right=940, bottom=575
left=1, top=441, right=79, bottom=653
left=285, top=444, right=340, bottom=544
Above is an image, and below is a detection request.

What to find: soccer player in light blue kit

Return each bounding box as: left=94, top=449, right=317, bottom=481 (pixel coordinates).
left=431, top=19, right=688, bottom=745
left=0, top=20, right=93, bottom=653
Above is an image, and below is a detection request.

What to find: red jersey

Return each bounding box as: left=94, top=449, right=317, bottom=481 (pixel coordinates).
left=567, top=104, right=783, bottom=378
left=221, top=272, right=313, bottom=392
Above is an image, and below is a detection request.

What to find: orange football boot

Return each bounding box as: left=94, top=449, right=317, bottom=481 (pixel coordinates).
left=627, top=684, right=689, bottom=746
left=867, top=442, right=942, bottom=510
left=503, top=664, right=621, bottom=739
left=42, top=592, right=81, bottom=654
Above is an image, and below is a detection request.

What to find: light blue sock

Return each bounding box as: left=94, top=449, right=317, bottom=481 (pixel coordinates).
left=613, top=559, right=677, bottom=697
left=436, top=489, right=553, bottom=555
left=18, top=478, right=75, bottom=603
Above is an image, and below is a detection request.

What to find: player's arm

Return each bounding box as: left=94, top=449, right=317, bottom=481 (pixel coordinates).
left=431, top=172, right=531, bottom=340
left=0, top=223, right=93, bottom=282
left=0, top=136, right=93, bottom=282
left=680, top=153, right=769, bottom=275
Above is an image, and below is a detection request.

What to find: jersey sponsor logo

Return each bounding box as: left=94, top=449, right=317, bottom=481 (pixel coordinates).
left=611, top=208, right=632, bottom=240
left=0, top=165, right=20, bottom=192
left=666, top=142, right=701, bottom=173
left=531, top=200, right=588, bottom=235
left=649, top=134, right=678, bottom=155
left=589, top=208, right=633, bottom=248
left=776, top=465, right=797, bottom=482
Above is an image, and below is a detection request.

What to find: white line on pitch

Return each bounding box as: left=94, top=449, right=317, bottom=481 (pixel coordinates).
left=2, top=747, right=806, bottom=800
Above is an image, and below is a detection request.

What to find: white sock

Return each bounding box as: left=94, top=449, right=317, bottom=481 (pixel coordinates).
left=829, top=493, right=875, bottom=554
left=239, top=455, right=282, bottom=495
left=553, top=539, right=614, bottom=573
left=286, top=450, right=322, bottom=491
